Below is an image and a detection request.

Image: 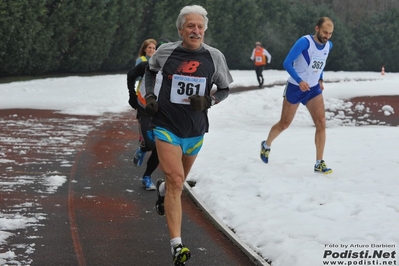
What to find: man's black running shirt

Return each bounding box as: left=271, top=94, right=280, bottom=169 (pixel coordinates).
left=146, top=41, right=233, bottom=138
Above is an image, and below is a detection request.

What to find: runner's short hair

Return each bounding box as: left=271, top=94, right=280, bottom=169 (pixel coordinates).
left=176, top=5, right=208, bottom=37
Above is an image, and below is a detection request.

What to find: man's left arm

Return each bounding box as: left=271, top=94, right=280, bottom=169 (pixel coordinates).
left=211, top=88, right=229, bottom=105
left=189, top=49, right=233, bottom=112
left=318, top=74, right=325, bottom=90
left=319, top=41, right=333, bottom=91
left=211, top=58, right=233, bottom=105
left=263, top=48, right=272, bottom=64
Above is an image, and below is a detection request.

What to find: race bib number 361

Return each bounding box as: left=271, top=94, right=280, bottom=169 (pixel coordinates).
left=170, top=74, right=207, bottom=105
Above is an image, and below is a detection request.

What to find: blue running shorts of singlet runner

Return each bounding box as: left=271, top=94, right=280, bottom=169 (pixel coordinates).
left=147, top=127, right=204, bottom=155
left=284, top=82, right=323, bottom=105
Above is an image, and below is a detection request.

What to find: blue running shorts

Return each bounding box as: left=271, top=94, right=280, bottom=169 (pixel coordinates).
left=148, top=127, right=204, bottom=155
left=284, top=82, right=323, bottom=105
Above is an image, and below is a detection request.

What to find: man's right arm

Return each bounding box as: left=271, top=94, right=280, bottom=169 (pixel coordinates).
left=263, top=48, right=272, bottom=63
left=283, top=37, right=309, bottom=84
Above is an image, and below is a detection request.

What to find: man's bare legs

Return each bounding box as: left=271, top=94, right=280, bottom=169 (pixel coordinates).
left=265, top=97, right=299, bottom=146
left=265, top=94, right=327, bottom=160
left=306, top=94, right=326, bottom=161
left=155, top=139, right=197, bottom=239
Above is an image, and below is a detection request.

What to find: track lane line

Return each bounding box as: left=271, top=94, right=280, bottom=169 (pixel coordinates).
left=68, top=148, right=87, bottom=266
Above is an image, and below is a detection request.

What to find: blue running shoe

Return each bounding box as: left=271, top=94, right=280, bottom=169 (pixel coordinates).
left=142, top=176, right=156, bottom=190
left=172, top=243, right=191, bottom=266
left=133, top=147, right=146, bottom=167
left=314, top=160, right=333, bottom=174
left=260, top=141, right=270, bottom=164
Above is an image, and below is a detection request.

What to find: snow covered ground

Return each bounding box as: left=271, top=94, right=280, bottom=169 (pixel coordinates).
left=1, top=70, right=398, bottom=265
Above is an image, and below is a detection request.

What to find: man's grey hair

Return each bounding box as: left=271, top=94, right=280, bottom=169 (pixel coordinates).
left=176, top=5, right=208, bottom=37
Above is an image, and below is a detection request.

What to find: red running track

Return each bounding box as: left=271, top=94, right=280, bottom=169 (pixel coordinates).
left=0, top=94, right=397, bottom=265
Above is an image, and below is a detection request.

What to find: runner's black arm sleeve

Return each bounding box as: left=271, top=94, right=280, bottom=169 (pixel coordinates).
left=126, top=62, right=146, bottom=94
left=211, top=87, right=229, bottom=105
left=126, top=63, right=148, bottom=109
left=144, top=66, right=157, bottom=96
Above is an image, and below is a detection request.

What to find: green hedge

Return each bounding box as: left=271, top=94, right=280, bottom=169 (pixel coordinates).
left=1, top=0, right=398, bottom=77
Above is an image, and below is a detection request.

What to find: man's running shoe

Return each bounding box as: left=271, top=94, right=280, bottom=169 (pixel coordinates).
left=172, top=244, right=191, bottom=266
left=314, top=160, right=333, bottom=174
left=260, top=141, right=271, bottom=164
left=155, top=179, right=165, bottom=216
left=142, top=176, right=156, bottom=191
left=133, top=147, right=146, bottom=167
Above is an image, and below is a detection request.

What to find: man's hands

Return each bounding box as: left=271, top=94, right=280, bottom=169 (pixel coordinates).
left=145, top=93, right=158, bottom=116
left=298, top=81, right=310, bottom=92
left=189, top=95, right=211, bottom=112
left=299, top=80, right=325, bottom=91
